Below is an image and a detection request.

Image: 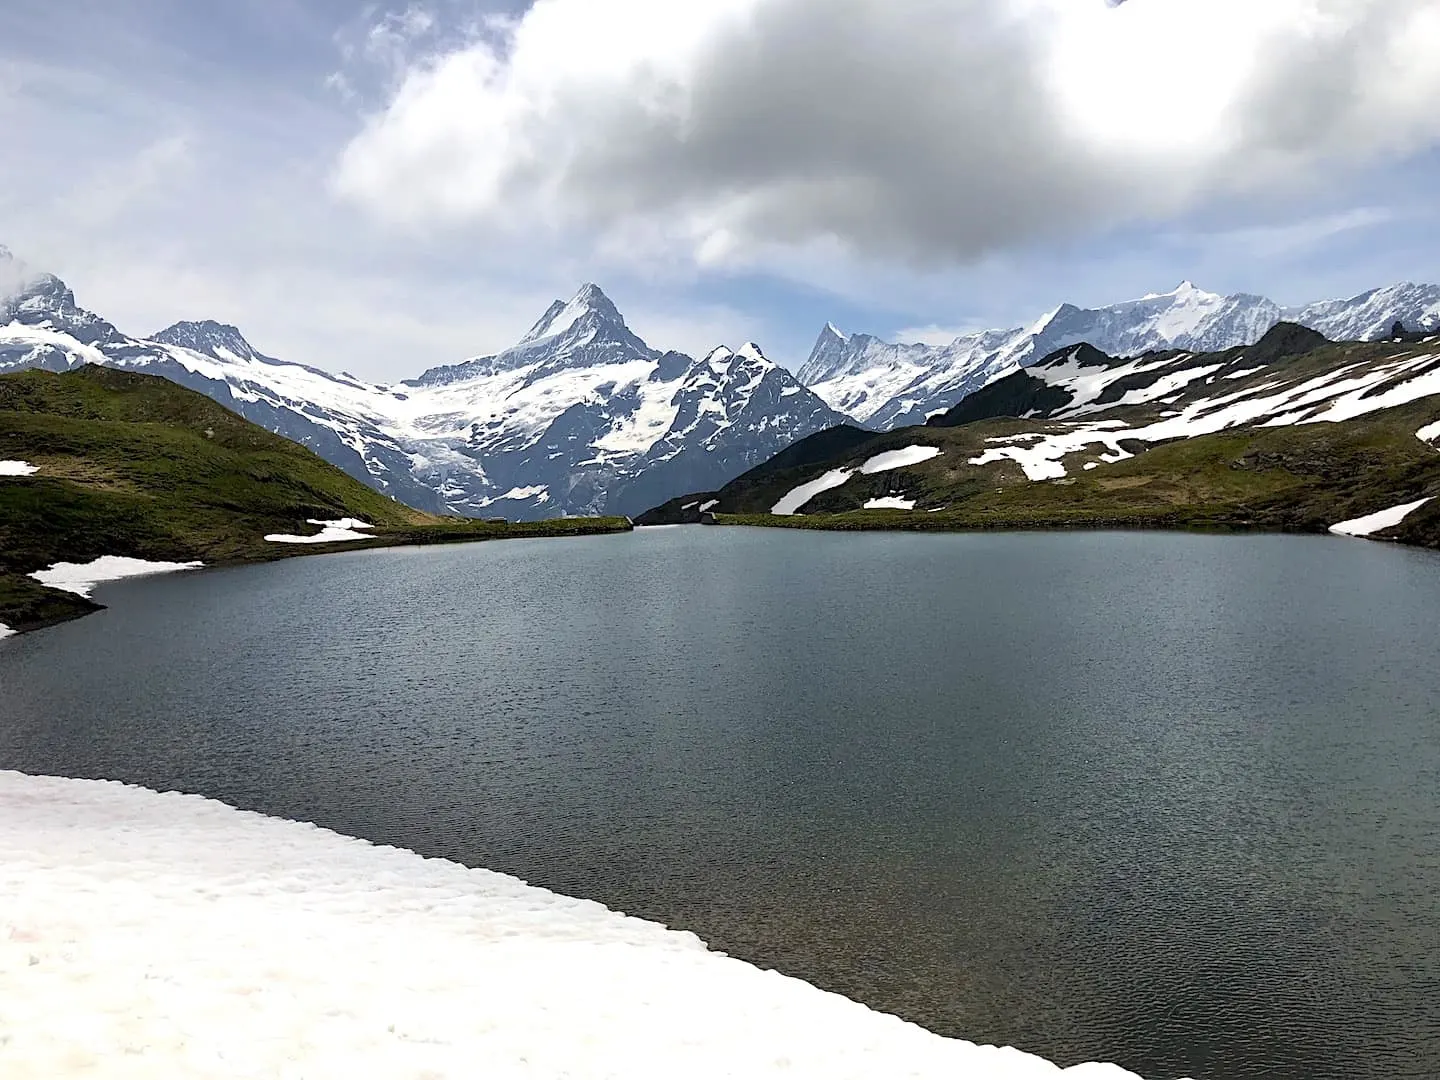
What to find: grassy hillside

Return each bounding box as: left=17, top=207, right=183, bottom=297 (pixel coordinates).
left=638, top=333, right=1440, bottom=550
left=0, top=367, right=629, bottom=631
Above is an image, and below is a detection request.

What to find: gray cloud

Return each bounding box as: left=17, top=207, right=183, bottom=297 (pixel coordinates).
left=334, top=0, right=1440, bottom=267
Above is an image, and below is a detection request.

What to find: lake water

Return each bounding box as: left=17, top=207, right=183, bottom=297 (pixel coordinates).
left=2, top=527, right=1438, bottom=1080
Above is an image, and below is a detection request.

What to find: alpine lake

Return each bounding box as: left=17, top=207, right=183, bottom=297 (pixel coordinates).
left=3, top=526, right=1437, bottom=1080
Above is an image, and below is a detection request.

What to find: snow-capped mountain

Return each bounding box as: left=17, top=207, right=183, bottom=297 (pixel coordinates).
left=1289, top=283, right=1440, bottom=342
left=0, top=249, right=847, bottom=518
left=803, top=281, right=1440, bottom=430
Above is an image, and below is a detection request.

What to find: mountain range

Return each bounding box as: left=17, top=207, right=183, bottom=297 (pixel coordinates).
left=801, top=281, right=1440, bottom=428
left=3, top=241, right=1438, bottom=519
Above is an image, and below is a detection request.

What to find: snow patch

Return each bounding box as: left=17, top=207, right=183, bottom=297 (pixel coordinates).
left=1417, top=420, right=1440, bottom=445
left=772, top=468, right=855, bottom=515
left=29, top=556, right=204, bottom=598
left=699, top=499, right=719, bottom=512
left=864, top=496, right=917, bottom=510
left=0, top=622, right=14, bottom=639
left=265, top=519, right=376, bottom=545
left=0, top=460, right=39, bottom=476
left=0, top=771, right=1158, bottom=1080
left=1330, top=498, right=1434, bottom=538
left=861, top=445, right=944, bottom=474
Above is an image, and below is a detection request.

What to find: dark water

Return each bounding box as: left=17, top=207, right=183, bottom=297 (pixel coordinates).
left=2, top=528, right=1438, bottom=1080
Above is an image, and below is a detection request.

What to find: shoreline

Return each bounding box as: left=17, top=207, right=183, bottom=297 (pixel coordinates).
left=0, top=516, right=633, bottom=637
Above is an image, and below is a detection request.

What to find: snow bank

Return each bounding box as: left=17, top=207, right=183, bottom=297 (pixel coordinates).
left=861, top=445, right=943, bottom=474
left=864, top=496, right=917, bottom=510
left=699, top=499, right=719, bottom=513
left=0, top=460, right=39, bottom=476
left=1417, top=420, right=1440, bottom=445
left=28, top=556, right=204, bottom=598
left=0, top=771, right=1159, bottom=1080
left=265, top=518, right=376, bottom=544
left=0, top=622, right=14, bottom=639
left=772, top=468, right=855, bottom=515
left=1329, top=497, right=1434, bottom=538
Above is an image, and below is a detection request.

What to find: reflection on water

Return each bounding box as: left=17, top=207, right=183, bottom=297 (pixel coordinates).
left=3, top=527, right=1438, bottom=1080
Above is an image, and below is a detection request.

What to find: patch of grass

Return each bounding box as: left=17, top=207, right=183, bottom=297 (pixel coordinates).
left=0, top=367, right=631, bottom=632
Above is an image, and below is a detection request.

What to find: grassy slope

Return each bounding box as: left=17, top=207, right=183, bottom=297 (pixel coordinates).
left=715, top=404, right=1440, bottom=548
left=652, top=332, right=1440, bottom=549
left=0, top=367, right=629, bottom=631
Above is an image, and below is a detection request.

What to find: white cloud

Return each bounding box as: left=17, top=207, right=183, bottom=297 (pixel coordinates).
left=333, top=0, right=1440, bottom=269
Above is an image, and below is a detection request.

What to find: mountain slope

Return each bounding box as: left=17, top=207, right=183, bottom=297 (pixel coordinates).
left=642, top=325, right=1440, bottom=548
left=800, top=282, right=1440, bottom=431
left=0, top=367, right=629, bottom=632
left=1, top=248, right=848, bottom=520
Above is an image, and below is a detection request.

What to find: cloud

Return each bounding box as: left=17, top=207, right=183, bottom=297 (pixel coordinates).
left=1170, top=207, right=1397, bottom=262
left=333, top=0, right=1440, bottom=270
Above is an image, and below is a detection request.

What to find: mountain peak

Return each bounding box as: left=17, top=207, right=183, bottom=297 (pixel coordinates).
left=1138, top=280, right=1209, bottom=301
left=520, top=282, right=625, bottom=345
left=152, top=320, right=265, bottom=361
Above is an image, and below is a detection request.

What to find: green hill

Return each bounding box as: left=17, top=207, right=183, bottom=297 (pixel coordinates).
left=638, top=330, right=1440, bottom=550
left=0, top=366, right=629, bottom=632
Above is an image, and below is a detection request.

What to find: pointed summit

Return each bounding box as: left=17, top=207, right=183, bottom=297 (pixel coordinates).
left=520, top=282, right=625, bottom=345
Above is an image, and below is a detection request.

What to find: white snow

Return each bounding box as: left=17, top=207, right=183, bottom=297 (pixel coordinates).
left=1417, top=420, right=1440, bottom=445
left=861, top=445, right=944, bottom=474
left=864, top=496, right=917, bottom=510
left=0, top=622, right=14, bottom=639
left=968, top=351, right=1440, bottom=483
left=699, top=499, right=719, bottom=512
left=1329, top=497, right=1434, bottom=538
left=771, top=468, right=855, bottom=515
left=0, top=459, right=39, bottom=476
left=0, top=771, right=1158, bottom=1080
left=264, top=519, right=376, bottom=545
left=28, top=556, right=204, bottom=598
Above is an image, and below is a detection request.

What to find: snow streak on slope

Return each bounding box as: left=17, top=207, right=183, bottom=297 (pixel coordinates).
left=1329, top=498, right=1434, bottom=538
left=772, top=468, right=856, bottom=515
left=0, top=771, right=1158, bottom=1080
left=0, top=460, right=38, bottom=476
left=967, top=346, right=1440, bottom=481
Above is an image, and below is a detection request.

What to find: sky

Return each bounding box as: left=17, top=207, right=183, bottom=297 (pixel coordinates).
left=3, top=0, right=1440, bottom=382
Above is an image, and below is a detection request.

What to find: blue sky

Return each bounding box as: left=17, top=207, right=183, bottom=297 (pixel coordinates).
left=3, top=0, right=1438, bottom=381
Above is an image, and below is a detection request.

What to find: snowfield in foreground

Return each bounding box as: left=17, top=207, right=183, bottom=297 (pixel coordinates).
left=0, top=771, right=1163, bottom=1080
left=0, top=459, right=38, bottom=476
left=28, top=556, right=204, bottom=598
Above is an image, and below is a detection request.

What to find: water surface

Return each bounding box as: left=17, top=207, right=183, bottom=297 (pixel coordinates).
left=3, top=527, right=1438, bottom=1080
